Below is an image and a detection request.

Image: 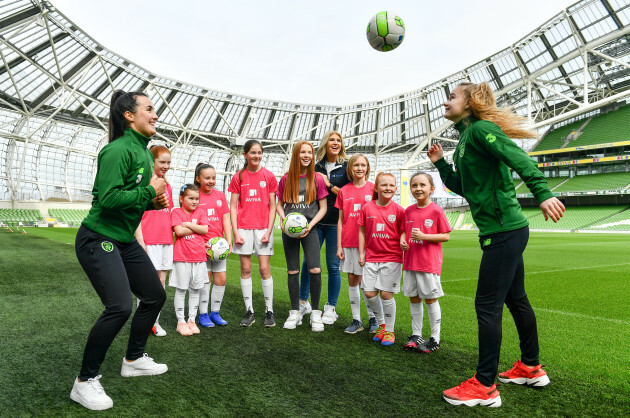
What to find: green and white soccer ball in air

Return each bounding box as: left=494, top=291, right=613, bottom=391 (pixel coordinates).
left=206, top=237, right=230, bottom=261
left=282, top=213, right=309, bottom=238
left=366, top=11, right=405, bottom=52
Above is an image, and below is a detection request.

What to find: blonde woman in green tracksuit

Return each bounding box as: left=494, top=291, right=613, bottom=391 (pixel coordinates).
left=429, top=82, right=565, bottom=408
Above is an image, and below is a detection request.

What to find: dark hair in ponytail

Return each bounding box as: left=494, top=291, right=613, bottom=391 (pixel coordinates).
left=108, top=90, right=149, bottom=143
left=238, top=139, right=263, bottom=181
left=194, top=163, right=215, bottom=187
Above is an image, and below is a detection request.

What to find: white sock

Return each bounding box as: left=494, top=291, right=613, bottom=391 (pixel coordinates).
left=241, top=277, right=253, bottom=312
left=426, top=301, right=441, bottom=343
left=410, top=302, right=423, bottom=337
left=199, top=283, right=211, bottom=315
left=366, top=296, right=384, bottom=325
left=348, top=285, right=361, bottom=320
left=381, top=298, right=396, bottom=332
left=362, top=289, right=375, bottom=318
left=262, top=277, right=273, bottom=312
left=174, top=288, right=187, bottom=322
left=211, top=284, right=226, bottom=312
left=187, top=288, right=200, bottom=322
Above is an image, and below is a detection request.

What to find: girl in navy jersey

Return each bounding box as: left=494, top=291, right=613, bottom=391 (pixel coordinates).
left=276, top=141, right=328, bottom=331
left=195, top=163, right=232, bottom=327
left=358, top=172, right=405, bottom=346
left=400, top=172, right=451, bottom=353
left=228, top=140, right=278, bottom=327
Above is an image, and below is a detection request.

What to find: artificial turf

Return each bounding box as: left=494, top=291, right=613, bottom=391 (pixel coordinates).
left=0, top=228, right=628, bottom=416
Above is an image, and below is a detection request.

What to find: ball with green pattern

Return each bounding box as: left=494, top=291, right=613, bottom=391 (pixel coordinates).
left=366, top=11, right=405, bottom=52
left=206, top=237, right=230, bottom=261
left=282, top=213, right=309, bottom=238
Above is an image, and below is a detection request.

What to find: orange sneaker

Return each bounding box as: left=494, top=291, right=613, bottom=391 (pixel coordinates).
left=443, top=375, right=501, bottom=407
left=381, top=331, right=395, bottom=346
left=187, top=320, right=201, bottom=334
left=498, top=360, right=550, bottom=387
left=372, top=324, right=386, bottom=342
left=176, top=322, right=192, bottom=336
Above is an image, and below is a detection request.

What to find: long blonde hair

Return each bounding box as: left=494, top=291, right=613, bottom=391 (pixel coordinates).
left=283, top=141, right=316, bottom=205
left=458, top=82, right=538, bottom=139
left=315, top=130, right=348, bottom=164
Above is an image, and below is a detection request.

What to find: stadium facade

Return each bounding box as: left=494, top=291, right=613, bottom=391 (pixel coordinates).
left=0, top=0, right=629, bottom=227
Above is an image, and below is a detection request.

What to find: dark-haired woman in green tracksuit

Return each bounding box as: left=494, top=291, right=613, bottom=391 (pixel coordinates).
left=70, top=90, right=170, bottom=411
left=429, top=82, right=565, bottom=408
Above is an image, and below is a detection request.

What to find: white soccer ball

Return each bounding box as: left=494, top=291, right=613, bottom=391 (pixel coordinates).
left=366, top=11, right=405, bottom=52
left=282, top=213, right=309, bottom=238
left=206, top=237, right=230, bottom=261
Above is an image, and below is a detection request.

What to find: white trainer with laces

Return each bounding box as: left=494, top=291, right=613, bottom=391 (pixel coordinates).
left=120, top=353, right=168, bottom=377
left=283, top=310, right=303, bottom=329
left=70, top=375, right=113, bottom=410
left=153, top=323, right=167, bottom=337
left=299, top=300, right=312, bottom=316
left=321, top=303, right=338, bottom=325
left=311, top=309, right=325, bottom=332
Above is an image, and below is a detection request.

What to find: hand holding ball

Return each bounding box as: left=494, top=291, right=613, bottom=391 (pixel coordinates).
left=282, top=213, right=309, bottom=238
left=206, top=237, right=230, bottom=261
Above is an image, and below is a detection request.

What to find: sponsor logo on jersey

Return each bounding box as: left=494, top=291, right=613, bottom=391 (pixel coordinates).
left=299, top=195, right=304, bottom=202
left=138, top=168, right=145, bottom=174
left=192, top=219, right=198, bottom=224
left=349, top=212, right=360, bottom=217
left=101, top=241, right=113, bottom=252
left=249, top=189, right=257, bottom=197
left=208, top=209, right=215, bottom=216
left=410, top=238, right=423, bottom=244
left=353, top=203, right=361, bottom=211
left=376, top=223, right=385, bottom=232
left=388, top=215, right=396, bottom=223
left=486, top=133, right=497, bottom=143
left=424, top=219, right=433, bottom=228
left=260, top=181, right=267, bottom=188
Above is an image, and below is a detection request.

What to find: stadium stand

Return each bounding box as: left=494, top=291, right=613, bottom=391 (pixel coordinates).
left=459, top=210, right=477, bottom=230
left=586, top=207, right=630, bottom=231
left=568, top=105, right=630, bottom=147
left=534, top=119, right=585, bottom=151
left=49, top=209, right=90, bottom=226
left=515, top=176, right=568, bottom=193
left=521, top=205, right=624, bottom=230
left=0, top=209, right=42, bottom=226
left=444, top=211, right=461, bottom=228
left=553, top=172, right=630, bottom=193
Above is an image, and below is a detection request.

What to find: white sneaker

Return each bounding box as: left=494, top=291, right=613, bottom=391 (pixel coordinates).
left=283, top=310, right=303, bottom=329
left=120, top=353, right=168, bottom=377
left=321, top=303, right=338, bottom=325
left=299, top=300, right=312, bottom=316
left=70, top=375, right=113, bottom=410
left=311, top=310, right=324, bottom=332
left=153, top=323, right=167, bottom=337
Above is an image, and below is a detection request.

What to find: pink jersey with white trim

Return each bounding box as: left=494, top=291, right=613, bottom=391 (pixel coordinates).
left=403, top=202, right=452, bottom=274
left=228, top=167, right=278, bottom=229
left=140, top=183, right=174, bottom=245
left=335, top=181, right=374, bottom=248
left=198, top=188, right=229, bottom=242
left=171, top=207, right=208, bottom=263
left=358, top=200, right=405, bottom=263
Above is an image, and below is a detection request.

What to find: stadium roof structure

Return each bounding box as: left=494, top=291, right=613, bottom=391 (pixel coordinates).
left=1, top=0, right=630, bottom=202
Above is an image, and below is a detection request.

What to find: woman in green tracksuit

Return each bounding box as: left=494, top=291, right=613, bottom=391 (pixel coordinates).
left=70, top=90, right=170, bottom=411
left=429, top=82, right=565, bottom=408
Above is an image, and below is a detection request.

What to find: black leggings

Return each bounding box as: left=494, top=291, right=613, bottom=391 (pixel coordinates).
left=282, top=231, right=321, bottom=311
left=475, top=226, right=539, bottom=386
left=75, top=226, right=166, bottom=380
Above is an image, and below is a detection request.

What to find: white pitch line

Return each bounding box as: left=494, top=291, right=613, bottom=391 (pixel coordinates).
left=445, top=293, right=630, bottom=325
left=442, top=262, right=630, bottom=283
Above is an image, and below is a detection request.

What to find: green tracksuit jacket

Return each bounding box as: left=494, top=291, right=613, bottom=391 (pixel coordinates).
left=434, top=116, right=554, bottom=237
left=82, top=128, right=157, bottom=243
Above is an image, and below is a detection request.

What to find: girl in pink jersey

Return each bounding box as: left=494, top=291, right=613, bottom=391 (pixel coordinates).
left=135, top=145, right=174, bottom=337
left=170, top=184, right=208, bottom=336
left=195, top=163, right=232, bottom=327
left=335, top=154, right=379, bottom=334
left=358, top=172, right=405, bottom=346
left=400, top=172, right=451, bottom=353
left=276, top=141, right=328, bottom=332
left=228, top=140, right=278, bottom=327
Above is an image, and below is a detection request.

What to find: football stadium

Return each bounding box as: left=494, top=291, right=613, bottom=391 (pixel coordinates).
left=0, top=0, right=629, bottom=415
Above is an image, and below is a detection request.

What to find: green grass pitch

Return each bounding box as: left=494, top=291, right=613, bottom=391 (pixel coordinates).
left=0, top=228, right=628, bottom=416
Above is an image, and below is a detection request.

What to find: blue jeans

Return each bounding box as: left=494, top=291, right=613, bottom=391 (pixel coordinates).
left=300, top=224, right=341, bottom=306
